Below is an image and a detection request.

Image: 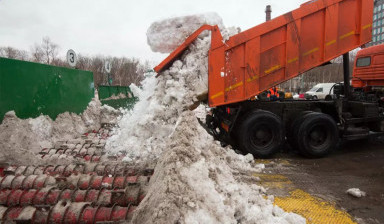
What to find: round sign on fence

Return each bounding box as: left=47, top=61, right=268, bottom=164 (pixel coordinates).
left=105, top=61, right=112, bottom=73
left=66, top=49, right=77, bottom=68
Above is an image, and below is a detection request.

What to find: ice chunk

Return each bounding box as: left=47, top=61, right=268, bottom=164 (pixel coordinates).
left=346, top=188, right=366, bottom=198
left=146, top=12, right=224, bottom=53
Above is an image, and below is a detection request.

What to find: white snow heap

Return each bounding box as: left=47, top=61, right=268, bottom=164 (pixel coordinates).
left=346, top=188, right=366, bottom=198
left=105, top=33, right=213, bottom=162
left=0, top=98, right=120, bottom=165
left=130, top=111, right=306, bottom=224
left=106, top=12, right=306, bottom=224
left=106, top=13, right=238, bottom=162
left=146, top=12, right=225, bottom=53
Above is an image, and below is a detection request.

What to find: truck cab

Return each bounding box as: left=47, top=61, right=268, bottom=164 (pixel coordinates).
left=352, top=44, right=384, bottom=90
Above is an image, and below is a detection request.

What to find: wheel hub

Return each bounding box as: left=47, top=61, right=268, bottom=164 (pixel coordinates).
left=308, top=126, right=328, bottom=147
left=252, top=126, right=273, bottom=147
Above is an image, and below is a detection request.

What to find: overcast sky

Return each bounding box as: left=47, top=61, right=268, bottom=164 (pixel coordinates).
left=0, top=0, right=306, bottom=64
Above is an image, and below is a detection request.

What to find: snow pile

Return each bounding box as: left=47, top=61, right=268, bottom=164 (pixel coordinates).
left=131, top=111, right=305, bottom=223
left=81, top=98, right=102, bottom=131
left=0, top=99, right=119, bottom=165
left=147, top=12, right=225, bottom=53
left=105, top=30, right=213, bottom=163
left=106, top=13, right=237, bottom=162
left=106, top=13, right=305, bottom=224
left=346, top=188, right=366, bottom=198
left=100, top=104, right=122, bottom=125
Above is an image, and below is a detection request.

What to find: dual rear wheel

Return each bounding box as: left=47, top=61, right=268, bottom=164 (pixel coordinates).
left=237, top=110, right=339, bottom=158
left=236, top=110, right=284, bottom=158
left=289, top=112, right=339, bottom=158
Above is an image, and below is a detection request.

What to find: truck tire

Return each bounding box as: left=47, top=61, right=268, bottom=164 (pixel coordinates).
left=295, top=112, right=338, bottom=158
left=287, top=111, right=313, bottom=151
left=237, top=110, right=284, bottom=158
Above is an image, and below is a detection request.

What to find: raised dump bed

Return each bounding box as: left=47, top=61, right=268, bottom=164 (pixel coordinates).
left=155, top=0, right=373, bottom=107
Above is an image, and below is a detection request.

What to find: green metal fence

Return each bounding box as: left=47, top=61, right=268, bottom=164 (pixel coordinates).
left=98, top=85, right=137, bottom=109
left=0, top=57, right=94, bottom=122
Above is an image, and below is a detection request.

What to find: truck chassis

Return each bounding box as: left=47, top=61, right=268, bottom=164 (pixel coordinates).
left=208, top=55, right=384, bottom=158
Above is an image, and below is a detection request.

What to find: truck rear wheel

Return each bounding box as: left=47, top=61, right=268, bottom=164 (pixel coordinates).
left=287, top=111, right=313, bottom=150
left=237, top=110, right=284, bottom=158
left=295, top=112, right=338, bottom=158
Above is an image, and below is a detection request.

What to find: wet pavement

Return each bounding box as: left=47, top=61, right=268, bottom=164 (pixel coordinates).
left=256, top=137, right=384, bottom=224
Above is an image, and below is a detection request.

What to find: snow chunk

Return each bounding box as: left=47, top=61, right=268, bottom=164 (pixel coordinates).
left=346, top=188, right=366, bottom=198
left=147, top=12, right=224, bottom=53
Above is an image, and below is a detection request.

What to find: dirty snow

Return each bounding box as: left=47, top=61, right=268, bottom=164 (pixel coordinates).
left=102, top=92, right=132, bottom=101
left=346, top=188, right=366, bottom=198
left=106, top=13, right=306, bottom=224
left=0, top=98, right=120, bottom=165
left=131, top=112, right=305, bottom=223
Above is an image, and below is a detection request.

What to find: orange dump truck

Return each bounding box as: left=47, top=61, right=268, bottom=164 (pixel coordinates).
left=156, top=0, right=384, bottom=158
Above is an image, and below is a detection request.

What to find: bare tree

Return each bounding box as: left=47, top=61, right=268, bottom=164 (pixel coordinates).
left=0, top=47, right=29, bottom=60
left=77, top=54, right=93, bottom=70
left=30, top=37, right=59, bottom=64
left=41, top=37, right=59, bottom=64
left=30, top=44, right=44, bottom=63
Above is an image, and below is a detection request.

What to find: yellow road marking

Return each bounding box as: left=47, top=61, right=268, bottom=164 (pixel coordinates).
left=210, top=91, right=224, bottom=100
left=287, top=57, right=299, bottom=64
left=253, top=159, right=357, bottom=224
left=254, top=173, right=293, bottom=189
left=326, top=39, right=336, bottom=46
left=225, top=81, right=243, bottom=92
left=303, top=47, right=319, bottom=56
left=275, top=190, right=357, bottom=224
left=255, top=159, right=291, bottom=165
left=340, top=31, right=355, bottom=40
left=265, top=65, right=281, bottom=74
left=363, top=24, right=372, bottom=30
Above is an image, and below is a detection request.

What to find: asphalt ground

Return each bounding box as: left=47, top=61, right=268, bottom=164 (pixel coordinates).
left=254, top=136, right=384, bottom=224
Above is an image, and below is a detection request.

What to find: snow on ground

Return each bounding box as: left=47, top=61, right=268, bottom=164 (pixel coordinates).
left=106, top=13, right=306, bottom=224
left=346, top=188, right=366, bottom=198
left=0, top=99, right=120, bottom=165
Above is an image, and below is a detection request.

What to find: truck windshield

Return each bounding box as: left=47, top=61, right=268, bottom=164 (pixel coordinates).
left=356, top=57, right=371, bottom=67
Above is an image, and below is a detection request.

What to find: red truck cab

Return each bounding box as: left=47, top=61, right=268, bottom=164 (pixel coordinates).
left=352, top=44, right=384, bottom=89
